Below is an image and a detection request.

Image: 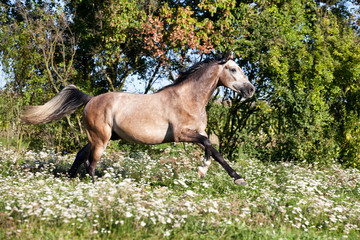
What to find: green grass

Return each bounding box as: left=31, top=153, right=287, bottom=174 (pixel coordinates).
left=0, top=144, right=359, bottom=239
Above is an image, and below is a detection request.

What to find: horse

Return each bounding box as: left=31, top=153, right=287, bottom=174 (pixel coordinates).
left=21, top=54, right=255, bottom=185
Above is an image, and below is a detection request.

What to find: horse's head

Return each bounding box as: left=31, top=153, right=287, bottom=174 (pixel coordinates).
left=218, top=60, right=255, bottom=99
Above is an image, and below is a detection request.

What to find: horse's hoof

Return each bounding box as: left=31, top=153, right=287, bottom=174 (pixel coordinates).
left=197, top=166, right=207, bottom=179
left=234, top=178, right=246, bottom=185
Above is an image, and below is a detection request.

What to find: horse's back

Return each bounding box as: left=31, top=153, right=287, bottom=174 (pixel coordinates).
left=83, top=91, right=174, bottom=144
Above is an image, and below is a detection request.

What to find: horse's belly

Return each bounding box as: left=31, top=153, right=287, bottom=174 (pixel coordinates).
left=112, top=122, right=173, bottom=145
left=106, top=92, right=175, bottom=144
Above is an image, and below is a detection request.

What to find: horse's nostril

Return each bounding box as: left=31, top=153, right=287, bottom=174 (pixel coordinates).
left=233, top=83, right=254, bottom=98
left=246, top=84, right=255, bottom=97
left=249, top=86, right=255, bottom=94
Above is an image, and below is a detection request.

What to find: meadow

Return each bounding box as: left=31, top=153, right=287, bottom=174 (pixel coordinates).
left=0, top=143, right=359, bottom=239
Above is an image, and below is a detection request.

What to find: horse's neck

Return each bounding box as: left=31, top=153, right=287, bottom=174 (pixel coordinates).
left=193, top=66, right=220, bottom=107
left=178, top=72, right=219, bottom=109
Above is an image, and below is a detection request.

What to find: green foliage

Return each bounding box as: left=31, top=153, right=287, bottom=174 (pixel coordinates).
left=206, top=0, right=360, bottom=168
left=1, top=0, right=360, bottom=169
left=0, top=89, right=88, bottom=153
left=206, top=96, right=257, bottom=159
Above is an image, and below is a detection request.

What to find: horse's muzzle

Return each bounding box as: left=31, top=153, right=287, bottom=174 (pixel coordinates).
left=235, top=83, right=255, bottom=99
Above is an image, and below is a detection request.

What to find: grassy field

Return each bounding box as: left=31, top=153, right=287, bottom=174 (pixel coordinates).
left=0, top=143, right=359, bottom=239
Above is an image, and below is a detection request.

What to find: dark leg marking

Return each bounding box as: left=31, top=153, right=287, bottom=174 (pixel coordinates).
left=68, top=143, right=91, bottom=178
left=180, top=129, right=246, bottom=185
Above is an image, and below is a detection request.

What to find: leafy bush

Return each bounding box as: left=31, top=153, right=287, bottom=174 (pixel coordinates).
left=1, top=0, right=360, bottom=169
left=207, top=1, right=360, bottom=168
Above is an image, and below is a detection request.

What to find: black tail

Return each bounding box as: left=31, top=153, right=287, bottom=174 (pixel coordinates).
left=21, top=85, right=93, bottom=124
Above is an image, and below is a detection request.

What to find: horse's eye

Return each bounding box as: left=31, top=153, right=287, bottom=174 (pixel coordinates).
left=230, top=68, right=237, bottom=73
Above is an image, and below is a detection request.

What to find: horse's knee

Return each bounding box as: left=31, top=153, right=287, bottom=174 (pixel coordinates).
left=199, top=137, right=211, bottom=147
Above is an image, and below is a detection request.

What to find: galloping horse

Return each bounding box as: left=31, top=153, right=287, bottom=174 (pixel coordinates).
left=21, top=54, right=255, bottom=185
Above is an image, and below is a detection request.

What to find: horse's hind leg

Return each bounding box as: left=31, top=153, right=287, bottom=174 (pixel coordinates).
left=82, top=116, right=112, bottom=182
left=86, top=141, right=108, bottom=183
left=68, top=143, right=91, bottom=178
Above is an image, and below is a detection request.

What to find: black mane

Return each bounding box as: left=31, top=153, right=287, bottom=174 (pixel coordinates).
left=157, top=58, right=220, bottom=92
left=175, top=58, right=219, bottom=83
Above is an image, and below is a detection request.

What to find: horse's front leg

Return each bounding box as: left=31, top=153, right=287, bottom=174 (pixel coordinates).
left=197, top=143, right=211, bottom=179
left=179, top=129, right=246, bottom=185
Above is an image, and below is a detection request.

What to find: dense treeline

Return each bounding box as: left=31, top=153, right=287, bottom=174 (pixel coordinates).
left=0, top=0, right=360, bottom=168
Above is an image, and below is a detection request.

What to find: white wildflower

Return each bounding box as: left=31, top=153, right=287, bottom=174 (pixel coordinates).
left=164, top=230, right=171, bottom=237
left=184, top=190, right=197, bottom=197
left=202, top=182, right=209, bottom=188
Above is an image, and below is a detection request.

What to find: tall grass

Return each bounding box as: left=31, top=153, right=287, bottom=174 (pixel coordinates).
left=0, top=144, right=359, bottom=239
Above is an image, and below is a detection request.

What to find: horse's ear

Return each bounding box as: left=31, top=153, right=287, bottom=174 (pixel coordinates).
left=224, top=50, right=234, bottom=61
left=219, top=50, right=234, bottom=63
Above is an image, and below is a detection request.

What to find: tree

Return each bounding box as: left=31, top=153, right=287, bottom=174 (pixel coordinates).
left=68, top=0, right=240, bottom=94
left=0, top=0, right=84, bottom=151
left=1, top=0, right=360, bottom=169
left=206, top=0, right=360, bottom=167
